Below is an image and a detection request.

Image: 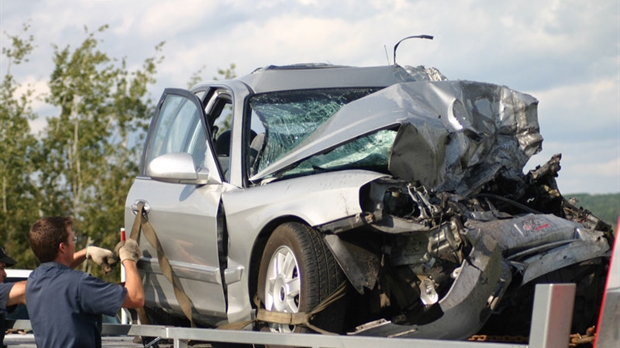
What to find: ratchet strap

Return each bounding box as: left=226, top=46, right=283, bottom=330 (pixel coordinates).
left=130, top=201, right=344, bottom=333
left=219, top=281, right=347, bottom=335
left=130, top=202, right=195, bottom=327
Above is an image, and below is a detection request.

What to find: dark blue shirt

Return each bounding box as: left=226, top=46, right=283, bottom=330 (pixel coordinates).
left=26, top=262, right=127, bottom=348
left=0, top=282, right=15, bottom=346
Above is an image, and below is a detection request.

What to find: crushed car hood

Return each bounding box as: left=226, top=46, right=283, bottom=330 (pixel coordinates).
left=251, top=80, right=542, bottom=196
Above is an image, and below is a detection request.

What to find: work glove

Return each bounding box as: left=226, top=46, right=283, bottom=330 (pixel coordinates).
left=114, top=239, right=142, bottom=263
left=86, top=246, right=118, bottom=274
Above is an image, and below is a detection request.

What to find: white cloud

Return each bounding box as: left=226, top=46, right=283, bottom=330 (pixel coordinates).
left=137, top=2, right=216, bottom=39
left=598, top=157, right=620, bottom=180
left=14, top=77, right=50, bottom=114
left=528, top=138, right=620, bottom=194
left=29, top=117, right=48, bottom=135
left=533, top=76, right=619, bottom=142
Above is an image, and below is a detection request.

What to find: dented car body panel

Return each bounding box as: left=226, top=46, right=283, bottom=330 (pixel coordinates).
left=125, top=63, right=613, bottom=340
left=350, top=234, right=511, bottom=340
left=251, top=80, right=542, bottom=198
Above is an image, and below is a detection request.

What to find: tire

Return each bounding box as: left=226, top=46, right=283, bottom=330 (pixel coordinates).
left=257, top=222, right=346, bottom=335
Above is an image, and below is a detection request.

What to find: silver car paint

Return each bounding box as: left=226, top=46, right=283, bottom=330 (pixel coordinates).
left=221, top=170, right=388, bottom=322
left=127, top=177, right=226, bottom=321
left=237, top=65, right=416, bottom=94
left=128, top=164, right=386, bottom=324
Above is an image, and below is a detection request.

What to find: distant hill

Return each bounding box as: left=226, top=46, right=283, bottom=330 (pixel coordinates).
left=564, top=192, right=619, bottom=230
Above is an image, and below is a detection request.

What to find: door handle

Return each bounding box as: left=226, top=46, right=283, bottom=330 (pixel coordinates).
left=131, top=200, right=151, bottom=216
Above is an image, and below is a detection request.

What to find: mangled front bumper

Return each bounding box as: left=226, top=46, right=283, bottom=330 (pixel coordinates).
left=348, top=233, right=511, bottom=340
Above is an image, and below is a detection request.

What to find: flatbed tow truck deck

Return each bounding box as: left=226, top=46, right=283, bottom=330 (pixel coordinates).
left=3, top=283, right=616, bottom=348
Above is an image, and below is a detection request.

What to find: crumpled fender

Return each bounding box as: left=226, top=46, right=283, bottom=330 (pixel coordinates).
left=466, top=214, right=611, bottom=285
left=350, top=234, right=511, bottom=340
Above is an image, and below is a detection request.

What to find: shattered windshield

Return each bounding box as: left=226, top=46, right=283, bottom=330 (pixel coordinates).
left=248, top=88, right=392, bottom=179
left=282, top=129, right=396, bottom=177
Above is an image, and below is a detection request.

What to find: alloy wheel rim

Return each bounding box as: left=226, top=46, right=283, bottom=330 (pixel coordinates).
left=264, top=245, right=301, bottom=333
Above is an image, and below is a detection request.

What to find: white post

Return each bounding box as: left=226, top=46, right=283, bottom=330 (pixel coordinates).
left=529, top=283, right=576, bottom=348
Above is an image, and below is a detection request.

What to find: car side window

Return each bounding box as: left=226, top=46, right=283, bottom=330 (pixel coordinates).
left=145, top=93, right=209, bottom=171
left=205, top=90, right=234, bottom=181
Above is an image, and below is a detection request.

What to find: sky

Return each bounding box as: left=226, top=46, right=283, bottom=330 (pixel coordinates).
left=1, top=0, right=618, bottom=194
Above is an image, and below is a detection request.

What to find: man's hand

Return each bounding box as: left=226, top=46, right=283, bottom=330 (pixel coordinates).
left=86, top=246, right=118, bottom=274
left=115, top=239, right=142, bottom=263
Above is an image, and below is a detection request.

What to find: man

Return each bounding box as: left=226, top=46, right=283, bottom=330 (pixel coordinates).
left=0, top=246, right=26, bottom=347
left=26, top=216, right=144, bottom=348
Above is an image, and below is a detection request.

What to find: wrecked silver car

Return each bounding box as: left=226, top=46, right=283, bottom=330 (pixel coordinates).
left=125, top=63, right=613, bottom=340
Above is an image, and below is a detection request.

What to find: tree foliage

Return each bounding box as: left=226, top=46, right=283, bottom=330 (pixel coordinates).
left=35, top=25, right=164, bottom=276
left=2, top=25, right=164, bottom=277
left=214, top=63, right=236, bottom=81
left=0, top=24, right=40, bottom=267
left=186, top=62, right=237, bottom=87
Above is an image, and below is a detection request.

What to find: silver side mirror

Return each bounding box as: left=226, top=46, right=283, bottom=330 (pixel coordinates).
left=146, top=152, right=215, bottom=185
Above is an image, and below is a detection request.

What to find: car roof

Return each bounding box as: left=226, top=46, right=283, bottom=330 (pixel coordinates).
left=235, top=64, right=417, bottom=94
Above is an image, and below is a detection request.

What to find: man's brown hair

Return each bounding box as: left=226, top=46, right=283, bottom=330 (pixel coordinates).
left=29, top=217, right=72, bottom=263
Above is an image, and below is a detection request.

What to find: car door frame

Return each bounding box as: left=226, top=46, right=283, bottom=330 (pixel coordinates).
left=128, top=88, right=229, bottom=325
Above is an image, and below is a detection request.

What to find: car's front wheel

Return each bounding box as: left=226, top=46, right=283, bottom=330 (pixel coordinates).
left=257, top=222, right=346, bottom=335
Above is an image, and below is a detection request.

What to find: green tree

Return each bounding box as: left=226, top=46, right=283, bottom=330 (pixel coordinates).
left=567, top=193, right=619, bottom=232
left=186, top=63, right=237, bottom=87
left=186, top=65, right=206, bottom=89
left=214, top=63, right=236, bottom=80
left=0, top=24, right=40, bottom=268
left=34, top=25, right=164, bottom=276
